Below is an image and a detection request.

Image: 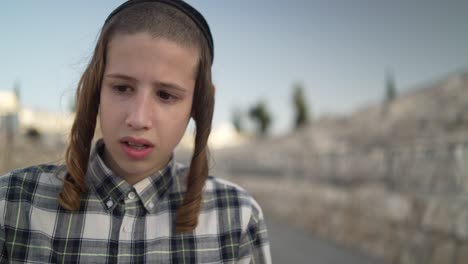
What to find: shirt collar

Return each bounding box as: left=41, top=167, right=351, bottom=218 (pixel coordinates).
left=86, top=139, right=175, bottom=213
left=132, top=164, right=173, bottom=212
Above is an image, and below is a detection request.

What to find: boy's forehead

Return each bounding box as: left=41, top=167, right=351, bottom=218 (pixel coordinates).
left=107, top=34, right=198, bottom=62
left=106, top=33, right=199, bottom=68
left=105, top=33, right=199, bottom=84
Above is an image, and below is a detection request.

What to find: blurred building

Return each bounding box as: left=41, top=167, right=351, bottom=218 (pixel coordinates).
left=19, top=108, right=74, bottom=136
left=0, top=89, right=75, bottom=138
left=177, top=122, right=251, bottom=151
left=0, top=90, right=19, bottom=135
left=208, top=122, right=251, bottom=149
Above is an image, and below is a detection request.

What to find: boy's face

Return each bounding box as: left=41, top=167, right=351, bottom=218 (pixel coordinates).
left=100, top=33, right=198, bottom=184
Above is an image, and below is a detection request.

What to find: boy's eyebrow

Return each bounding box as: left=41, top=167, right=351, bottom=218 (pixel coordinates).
left=105, top=73, right=188, bottom=93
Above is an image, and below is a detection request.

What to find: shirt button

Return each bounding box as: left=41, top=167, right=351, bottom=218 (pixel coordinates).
left=127, top=192, right=136, bottom=200
left=106, top=199, right=114, bottom=208
left=148, top=202, right=154, bottom=209
left=124, top=224, right=132, bottom=233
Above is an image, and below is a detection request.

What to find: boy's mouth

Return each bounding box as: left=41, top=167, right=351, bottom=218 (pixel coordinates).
left=119, top=136, right=154, bottom=159
left=124, top=141, right=148, bottom=150
left=120, top=137, right=154, bottom=149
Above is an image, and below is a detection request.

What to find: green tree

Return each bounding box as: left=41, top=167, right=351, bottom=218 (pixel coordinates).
left=231, top=107, right=243, bottom=133
left=385, top=71, right=397, bottom=103
left=293, top=83, right=309, bottom=129
left=248, top=101, right=271, bottom=136
left=13, top=81, right=21, bottom=102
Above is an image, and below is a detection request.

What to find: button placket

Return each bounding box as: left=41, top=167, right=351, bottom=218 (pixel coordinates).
left=106, top=199, right=114, bottom=208
left=123, top=223, right=132, bottom=233
left=120, top=216, right=133, bottom=241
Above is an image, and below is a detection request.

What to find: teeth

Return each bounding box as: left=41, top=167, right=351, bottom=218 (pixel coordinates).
left=127, top=141, right=147, bottom=149
left=128, top=142, right=144, bottom=147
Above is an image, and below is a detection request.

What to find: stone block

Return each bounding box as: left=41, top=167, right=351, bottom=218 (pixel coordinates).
left=384, top=193, right=412, bottom=223
left=431, top=240, right=455, bottom=264
left=455, top=209, right=468, bottom=240
left=398, top=232, right=431, bottom=264
left=456, top=244, right=468, bottom=264
left=422, top=200, right=454, bottom=235
left=351, top=185, right=411, bottom=223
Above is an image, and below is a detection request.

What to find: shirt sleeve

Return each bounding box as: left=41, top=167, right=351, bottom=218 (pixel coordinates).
left=237, top=200, right=272, bottom=264
left=0, top=174, right=8, bottom=263
left=0, top=226, right=7, bottom=263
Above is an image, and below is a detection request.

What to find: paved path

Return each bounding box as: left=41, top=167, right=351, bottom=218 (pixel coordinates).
left=265, top=214, right=387, bottom=264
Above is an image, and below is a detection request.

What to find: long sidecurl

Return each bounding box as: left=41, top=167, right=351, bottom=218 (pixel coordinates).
left=175, top=48, right=214, bottom=233
left=58, top=40, right=105, bottom=211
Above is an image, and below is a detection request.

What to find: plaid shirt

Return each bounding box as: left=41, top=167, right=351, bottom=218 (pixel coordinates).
left=0, top=140, right=271, bottom=263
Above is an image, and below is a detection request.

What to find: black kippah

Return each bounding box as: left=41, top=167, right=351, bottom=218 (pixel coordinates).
left=104, top=0, right=214, bottom=64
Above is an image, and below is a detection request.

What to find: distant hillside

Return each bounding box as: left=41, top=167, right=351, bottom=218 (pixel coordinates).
left=343, top=70, right=468, bottom=148
left=210, top=70, right=468, bottom=192
left=216, top=70, right=468, bottom=155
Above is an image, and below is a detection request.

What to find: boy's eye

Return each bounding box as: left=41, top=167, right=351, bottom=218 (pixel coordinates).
left=113, top=85, right=131, bottom=93
left=157, top=91, right=175, bottom=101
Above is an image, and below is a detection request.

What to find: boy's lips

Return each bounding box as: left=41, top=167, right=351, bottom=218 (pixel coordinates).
left=119, top=136, right=154, bottom=147
left=119, top=136, right=154, bottom=159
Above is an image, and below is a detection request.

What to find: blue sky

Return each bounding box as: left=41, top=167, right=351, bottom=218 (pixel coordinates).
left=1, top=0, right=467, bottom=135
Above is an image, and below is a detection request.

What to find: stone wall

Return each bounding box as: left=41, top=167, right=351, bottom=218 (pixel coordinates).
left=215, top=141, right=468, bottom=194
left=207, top=72, right=468, bottom=263
left=208, top=137, right=468, bottom=263
left=230, top=177, right=468, bottom=264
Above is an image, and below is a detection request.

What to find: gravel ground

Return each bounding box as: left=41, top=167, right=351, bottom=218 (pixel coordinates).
left=266, top=213, right=387, bottom=264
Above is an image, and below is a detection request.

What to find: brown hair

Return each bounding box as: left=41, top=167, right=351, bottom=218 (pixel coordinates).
left=58, top=2, right=214, bottom=233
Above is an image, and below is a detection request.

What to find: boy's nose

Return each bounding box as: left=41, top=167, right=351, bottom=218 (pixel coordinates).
left=125, top=92, right=153, bottom=130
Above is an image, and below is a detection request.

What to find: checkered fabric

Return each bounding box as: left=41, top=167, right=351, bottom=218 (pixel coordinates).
left=0, top=140, right=271, bottom=263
